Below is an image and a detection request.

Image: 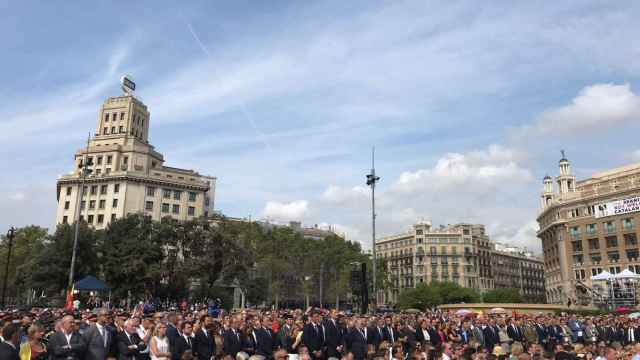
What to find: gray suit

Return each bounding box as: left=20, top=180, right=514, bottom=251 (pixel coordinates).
left=83, top=324, right=113, bottom=360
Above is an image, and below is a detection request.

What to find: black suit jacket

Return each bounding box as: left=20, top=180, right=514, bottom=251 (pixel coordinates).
left=323, top=319, right=343, bottom=357
left=222, top=329, right=243, bottom=357
left=427, top=327, right=441, bottom=347
left=194, top=329, right=216, bottom=360
left=116, top=331, right=147, bottom=360
left=369, top=326, right=384, bottom=349
left=302, top=323, right=325, bottom=353
left=49, top=331, right=86, bottom=360
left=482, top=326, right=498, bottom=349
left=172, top=335, right=194, bottom=360
left=382, top=326, right=397, bottom=343
left=254, top=327, right=274, bottom=357
left=0, top=342, right=19, bottom=360
left=345, top=328, right=367, bottom=360
left=507, top=325, right=524, bottom=343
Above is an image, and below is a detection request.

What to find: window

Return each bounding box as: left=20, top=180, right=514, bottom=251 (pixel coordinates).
left=120, top=112, right=125, bottom=120
left=97, top=156, right=103, bottom=165
left=625, top=233, right=638, bottom=246
left=79, top=215, right=84, bottom=222
left=103, top=127, right=108, bottom=135
left=90, top=185, right=97, bottom=195
left=416, top=229, right=423, bottom=235
left=66, top=187, right=72, bottom=196
left=626, top=249, right=639, bottom=260
left=80, top=201, right=86, bottom=210
left=606, top=236, right=618, bottom=248
left=100, top=185, right=108, bottom=194
left=105, top=113, right=109, bottom=121
left=111, top=126, right=116, bottom=134
left=588, top=238, right=600, bottom=250
left=89, top=200, right=96, bottom=209
left=105, top=168, right=111, bottom=174
left=111, top=214, right=117, bottom=222
left=590, top=254, right=602, bottom=263
left=188, top=192, right=197, bottom=201
left=571, top=241, right=583, bottom=252
left=146, top=201, right=154, bottom=211
left=188, top=206, right=195, bottom=216
left=608, top=251, right=620, bottom=262
left=112, top=199, right=118, bottom=208
left=64, top=201, right=70, bottom=210
left=162, top=203, right=170, bottom=213
left=586, top=223, right=597, bottom=234
left=87, top=215, right=94, bottom=224
left=146, top=187, right=156, bottom=196
left=604, top=221, right=615, bottom=233
left=99, top=200, right=105, bottom=209
left=114, top=184, right=119, bottom=193
left=62, top=216, right=68, bottom=224
left=586, top=205, right=595, bottom=216
left=173, top=190, right=181, bottom=200
left=570, top=226, right=581, bottom=238
left=119, top=126, right=124, bottom=133
left=97, top=214, right=104, bottom=224
left=106, top=155, right=112, bottom=164
left=623, top=218, right=635, bottom=230
left=163, top=189, right=171, bottom=198
left=123, top=156, right=128, bottom=164
left=95, top=169, right=101, bottom=175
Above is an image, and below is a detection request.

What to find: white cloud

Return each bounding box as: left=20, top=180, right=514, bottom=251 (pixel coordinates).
left=262, top=200, right=309, bottom=222
left=515, top=83, right=640, bottom=138
left=322, top=185, right=369, bottom=206
left=491, top=220, right=540, bottom=252
left=628, top=149, right=640, bottom=162
left=393, top=144, right=532, bottom=193
left=8, top=192, right=25, bottom=201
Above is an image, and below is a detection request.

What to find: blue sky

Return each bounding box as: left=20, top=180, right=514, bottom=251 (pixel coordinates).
left=2, top=1, right=640, bottom=252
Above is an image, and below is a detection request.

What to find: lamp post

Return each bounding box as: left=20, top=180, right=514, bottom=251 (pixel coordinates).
left=2, top=226, right=16, bottom=308
left=366, top=148, right=380, bottom=310
left=68, top=134, right=91, bottom=291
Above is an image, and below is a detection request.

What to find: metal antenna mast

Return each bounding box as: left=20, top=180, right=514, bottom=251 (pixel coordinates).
left=366, top=147, right=380, bottom=309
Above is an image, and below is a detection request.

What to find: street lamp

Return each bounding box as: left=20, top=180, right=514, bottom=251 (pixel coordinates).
left=2, top=226, right=16, bottom=308
left=366, top=148, right=380, bottom=310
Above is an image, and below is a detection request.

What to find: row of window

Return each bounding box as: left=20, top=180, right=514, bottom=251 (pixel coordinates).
left=571, top=233, right=638, bottom=252
left=572, top=248, right=639, bottom=264
left=146, top=187, right=197, bottom=201
left=62, top=213, right=117, bottom=225
left=570, top=218, right=635, bottom=237
left=66, top=198, right=120, bottom=211
left=144, top=201, right=196, bottom=216
left=65, top=184, right=121, bottom=197
left=104, top=112, right=126, bottom=122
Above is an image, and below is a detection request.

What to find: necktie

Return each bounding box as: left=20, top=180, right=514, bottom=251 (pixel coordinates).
left=389, top=327, right=394, bottom=342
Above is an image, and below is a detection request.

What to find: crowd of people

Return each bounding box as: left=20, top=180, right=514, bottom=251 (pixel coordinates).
left=0, top=306, right=638, bottom=360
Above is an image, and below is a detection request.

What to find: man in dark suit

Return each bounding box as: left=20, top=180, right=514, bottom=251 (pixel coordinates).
left=166, top=312, right=181, bottom=346
left=194, top=315, right=216, bottom=360
left=623, top=322, right=640, bottom=345
left=117, top=319, right=147, bottom=360
left=324, top=310, right=344, bottom=358
left=427, top=319, right=441, bottom=349
left=83, top=308, right=114, bottom=360
left=278, top=315, right=295, bottom=353
left=0, top=323, right=20, bottom=360
left=172, top=321, right=194, bottom=360
left=49, top=315, right=86, bottom=360
left=382, top=316, right=397, bottom=344
left=223, top=318, right=243, bottom=358
left=482, top=319, right=499, bottom=351
left=345, top=318, right=367, bottom=360
left=369, top=318, right=385, bottom=351
left=507, top=318, right=524, bottom=344
left=302, top=312, right=325, bottom=359
left=252, top=317, right=274, bottom=358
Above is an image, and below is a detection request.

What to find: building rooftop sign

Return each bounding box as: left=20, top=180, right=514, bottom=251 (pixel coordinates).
left=121, top=75, right=136, bottom=95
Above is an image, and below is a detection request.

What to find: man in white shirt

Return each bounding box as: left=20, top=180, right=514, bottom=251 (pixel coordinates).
left=83, top=309, right=113, bottom=360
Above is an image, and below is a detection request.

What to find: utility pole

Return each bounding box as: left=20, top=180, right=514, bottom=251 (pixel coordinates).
left=2, top=227, right=16, bottom=308
left=366, top=147, right=380, bottom=310
left=68, top=133, right=92, bottom=291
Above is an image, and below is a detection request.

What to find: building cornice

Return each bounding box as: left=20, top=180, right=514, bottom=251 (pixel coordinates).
left=56, top=174, right=210, bottom=192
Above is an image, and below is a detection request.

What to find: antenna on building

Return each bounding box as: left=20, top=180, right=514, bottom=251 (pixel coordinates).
left=561, top=149, right=566, bottom=160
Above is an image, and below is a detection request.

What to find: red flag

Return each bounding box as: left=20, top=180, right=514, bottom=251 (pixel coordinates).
left=64, top=285, right=75, bottom=311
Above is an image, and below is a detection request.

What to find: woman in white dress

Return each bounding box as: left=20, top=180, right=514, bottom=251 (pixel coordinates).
left=151, top=323, right=172, bottom=360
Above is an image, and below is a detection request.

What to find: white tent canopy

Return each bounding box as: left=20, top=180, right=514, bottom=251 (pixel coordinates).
left=614, top=269, right=640, bottom=279
left=591, top=270, right=614, bottom=281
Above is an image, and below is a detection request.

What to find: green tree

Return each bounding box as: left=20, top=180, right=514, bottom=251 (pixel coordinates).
left=28, top=222, right=100, bottom=294
left=482, top=288, right=523, bottom=303
left=0, top=226, right=48, bottom=301
left=101, top=214, right=165, bottom=299
left=398, top=283, right=442, bottom=310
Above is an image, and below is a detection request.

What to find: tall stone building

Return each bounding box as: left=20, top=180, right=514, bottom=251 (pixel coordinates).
left=56, top=91, right=215, bottom=229
left=537, top=154, right=640, bottom=305
left=376, top=221, right=545, bottom=304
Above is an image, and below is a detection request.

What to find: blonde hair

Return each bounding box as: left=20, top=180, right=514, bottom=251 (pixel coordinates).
left=27, top=324, right=43, bottom=338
